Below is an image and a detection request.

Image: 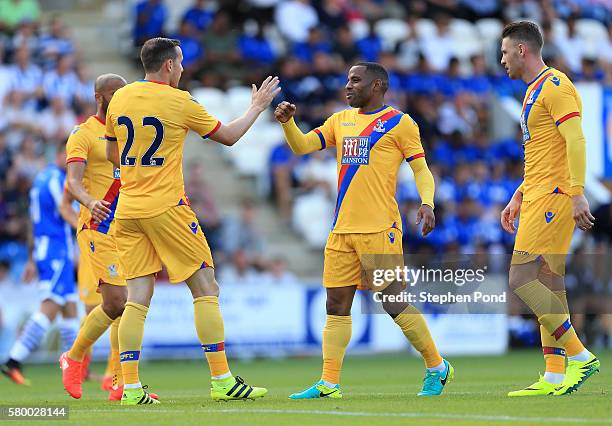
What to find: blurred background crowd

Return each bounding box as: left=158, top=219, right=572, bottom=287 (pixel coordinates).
left=0, top=0, right=610, bottom=348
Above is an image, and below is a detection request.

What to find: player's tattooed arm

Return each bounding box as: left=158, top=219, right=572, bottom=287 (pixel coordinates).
left=66, top=161, right=111, bottom=223
left=275, top=102, right=325, bottom=155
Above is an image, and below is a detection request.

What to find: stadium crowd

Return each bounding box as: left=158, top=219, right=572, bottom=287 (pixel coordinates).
left=0, top=0, right=610, bottom=347
left=0, top=9, right=94, bottom=279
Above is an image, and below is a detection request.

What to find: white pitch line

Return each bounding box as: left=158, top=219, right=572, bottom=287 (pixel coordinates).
left=71, top=408, right=612, bottom=424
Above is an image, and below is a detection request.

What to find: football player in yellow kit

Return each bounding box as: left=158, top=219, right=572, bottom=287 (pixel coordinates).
left=276, top=62, right=453, bottom=398
left=105, top=38, right=280, bottom=405
left=500, top=21, right=599, bottom=397
left=60, top=74, right=153, bottom=402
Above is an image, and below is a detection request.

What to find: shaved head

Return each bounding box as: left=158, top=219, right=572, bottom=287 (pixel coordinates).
left=95, top=73, right=127, bottom=93
left=94, top=73, right=127, bottom=116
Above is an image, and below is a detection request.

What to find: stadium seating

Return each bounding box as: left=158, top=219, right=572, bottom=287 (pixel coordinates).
left=374, top=18, right=410, bottom=51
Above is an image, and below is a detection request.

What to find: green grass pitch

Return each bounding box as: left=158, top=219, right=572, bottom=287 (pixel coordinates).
left=1, top=350, right=610, bottom=426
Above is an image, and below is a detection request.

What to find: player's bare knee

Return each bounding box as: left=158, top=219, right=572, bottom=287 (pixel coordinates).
left=40, top=299, right=60, bottom=322
left=509, top=262, right=541, bottom=291
left=326, top=298, right=351, bottom=316
left=61, top=302, right=78, bottom=318
left=325, top=288, right=354, bottom=316
left=380, top=282, right=408, bottom=318
left=186, top=268, right=219, bottom=298
left=103, top=294, right=126, bottom=319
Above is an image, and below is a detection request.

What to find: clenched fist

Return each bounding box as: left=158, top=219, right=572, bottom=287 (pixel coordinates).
left=274, top=101, right=297, bottom=123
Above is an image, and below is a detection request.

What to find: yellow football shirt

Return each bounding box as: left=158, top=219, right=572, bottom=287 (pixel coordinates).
left=66, top=115, right=121, bottom=234
left=314, top=105, right=425, bottom=234
left=520, top=67, right=582, bottom=201
left=105, top=80, right=220, bottom=219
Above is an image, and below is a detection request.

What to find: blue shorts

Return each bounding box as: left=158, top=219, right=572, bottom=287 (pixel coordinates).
left=34, top=236, right=76, bottom=306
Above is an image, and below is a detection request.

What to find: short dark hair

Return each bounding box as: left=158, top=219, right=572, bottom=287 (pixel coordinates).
left=140, top=37, right=181, bottom=73
left=353, top=62, right=389, bottom=93
left=501, top=21, right=543, bottom=52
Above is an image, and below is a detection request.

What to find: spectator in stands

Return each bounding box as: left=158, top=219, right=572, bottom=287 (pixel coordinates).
left=218, top=249, right=262, bottom=286
left=200, top=11, right=240, bottom=81
left=7, top=46, right=42, bottom=107
left=182, top=0, right=215, bottom=33
left=333, top=24, right=359, bottom=64
left=73, top=63, right=94, bottom=114
left=172, top=20, right=203, bottom=80
left=247, top=0, right=281, bottom=23
left=437, top=92, right=478, bottom=136
left=2, top=166, right=32, bottom=241
left=0, top=0, right=40, bottom=33
left=185, top=162, right=223, bottom=253
left=438, top=57, right=463, bottom=98
left=316, top=0, right=347, bottom=30
left=261, top=257, right=299, bottom=286
left=239, top=22, right=276, bottom=66
left=0, top=44, right=12, bottom=111
left=269, top=141, right=298, bottom=224
left=39, top=15, right=74, bottom=67
left=540, top=22, right=563, bottom=65
left=10, top=21, right=39, bottom=53
left=555, top=13, right=586, bottom=75
left=0, top=130, right=11, bottom=180
left=395, top=16, right=420, bottom=72
left=274, top=0, right=319, bottom=43
left=419, top=13, right=454, bottom=72
left=356, top=20, right=383, bottom=63
left=460, top=0, right=501, bottom=20
left=42, top=54, right=78, bottom=105
left=295, top=149, right=336, bottom=198
left=221, top=198, right=266, bottom=265
left=38, top=96, right=76, bottom=143
left=293, top=27, right=332, bottom=64
left=576, top=57, right=606, bottom=82
left=462, top=55, right=492, bottom=96
left=3, top=90, right=39, bottom=150
left=133, top=0, right=167, bottom=47
left=502, top=0, right=543, bottom=23
left=12, top=134, right=43, bottom=182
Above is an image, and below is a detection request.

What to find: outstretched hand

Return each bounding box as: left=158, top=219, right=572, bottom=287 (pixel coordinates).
left=251, top=76, right=281, bottom=113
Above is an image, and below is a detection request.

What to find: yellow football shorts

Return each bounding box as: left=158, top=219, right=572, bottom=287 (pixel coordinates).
left=77, top=245, right=101, bottom=306
left=512, top=193, right=574, bottom=276
left=323, top=227, right=403, bottom=291
left=114, top=205, right=214, bottom=283
left=77, top=229, right=126, bottom=288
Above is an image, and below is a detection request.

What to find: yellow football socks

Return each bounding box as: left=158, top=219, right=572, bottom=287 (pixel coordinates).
left=193, top=296, right=230, bottom=378
left=110, top=317, right=122, bottom=387
left=321, top=315, right=352, bottom=384
left=541, top=290, right=569, bottom=374
left=393, top=305, right=443, bottom=368
left=69, top=305, right=113, bottom=361
left=515, top=280, right=585, bottom=356
left=118, top=302, right=148, bottom=385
